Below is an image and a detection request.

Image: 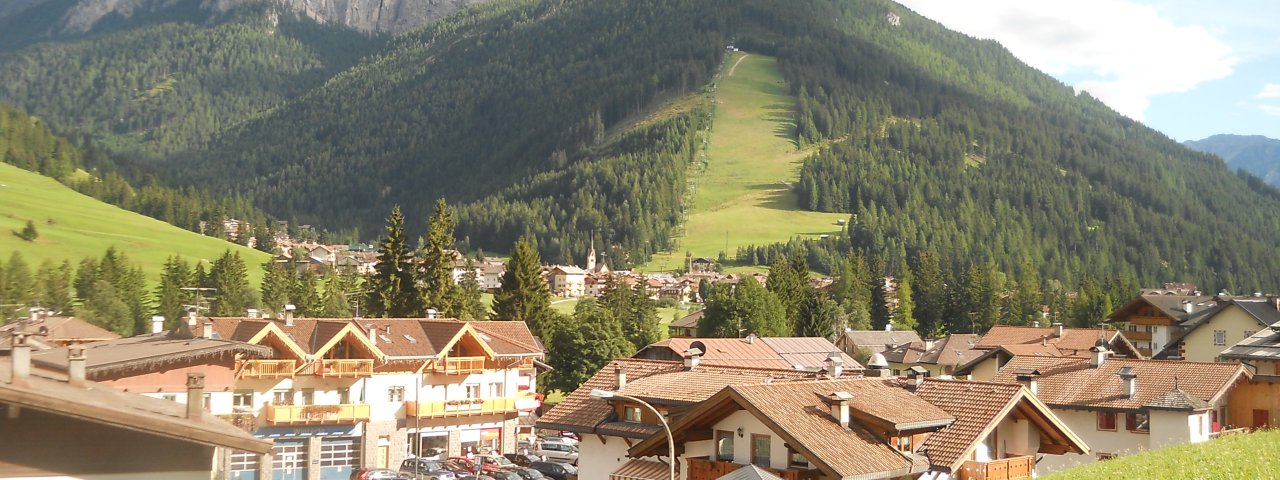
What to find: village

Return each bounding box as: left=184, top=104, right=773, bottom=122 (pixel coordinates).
left=3, top=235, right=1280, bottom=480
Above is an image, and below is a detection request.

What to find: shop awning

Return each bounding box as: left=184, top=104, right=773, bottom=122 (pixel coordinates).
left=610, top=459, right=674, bottom=480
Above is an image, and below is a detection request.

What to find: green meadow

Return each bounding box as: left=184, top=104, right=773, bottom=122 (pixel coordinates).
left=0, top=163, right=270, bottom=286
left=641, top=52, right=846, bottom=273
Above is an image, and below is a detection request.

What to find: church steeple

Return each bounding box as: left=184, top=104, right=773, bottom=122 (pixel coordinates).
left=586, top=237, right=597, bottom=272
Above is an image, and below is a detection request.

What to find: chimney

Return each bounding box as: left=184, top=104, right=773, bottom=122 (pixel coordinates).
left=426, top=308, right=438, bottom=319
left=1183, top=301, right=1195, bottom=314
left=67, top=345, right=87, bottom=386
left=1032, top=320, right=1040, bottom=328
left=284, top=304, right=296, bottom=326
left=10, top=333, right=31, bottom=385
left=1090, top=338, right=1109, bottom=368
left=28, top=307, right=41, bottom=323
left=187, top=307, right=198, bottom=328
left=827, top=391, right=853, bottom=429
left=1053, top=322, right=1064, bottom=338
left=1118, top=366, right=1137, bottom=398
left=884, top=323, right=893, bottom=332
left=365, top=323, right=377, bottom=344
left=907, top=366, right=929, bottom=387
left=185, top=372, right=206, bottom=419
left=201, top=320, right=214, bottom=339
left=824, top=352, right=844, bottom=378
left=683, top=347, right=703, bottom=370
left=151, top=315, right=166, bottom=334
left=923, top=338, right=936, bottom=352
left=1040, top=335, right=1048, bottom=346
left=745, top=333, right=757, bottom=344
left=1014, top=368, right=1040, bottom=395
left=615, top=363, right=627, bottom=389
left=247, top=308, right=259, bottom=319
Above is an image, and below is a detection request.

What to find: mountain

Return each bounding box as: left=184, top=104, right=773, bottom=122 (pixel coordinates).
left=4, top=0, right=1280, bottom=291
left=0, top=0, right=482, bottom=45
left=0, top=0, right=385, bottom=160
left=1185, top=134, right=1280, bottom=187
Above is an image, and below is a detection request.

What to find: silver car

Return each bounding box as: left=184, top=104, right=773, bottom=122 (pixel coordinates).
left=533, top=443, right=578, bottom=465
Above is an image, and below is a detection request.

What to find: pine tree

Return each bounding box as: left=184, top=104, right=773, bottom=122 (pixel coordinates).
left=766, top=251, right=808, bottom=328
left=794, top=289, right=837, bottom=339
left=81, top=280, right=131, bottom=335
left=456, top=258, right=487, bottom=321
left=419, top=198, right=460, bottom=316
left=259, top=260, right=292, bottom=315
left=155, top=256, right=193, bottom=325
left=367, top=206, right=422, bottom=317
left=700, top=278, right=788, bottom=338
left=869, top=254, right=891, bottom=330
left=319, top=271, right=355, bottom=317
left=3, top=252, right=32, bottom=307
left=73, top=257, right=99, bottom=303
left=911, top=250, right=946, bottom=337
left=210, top=250, right=255, bottom=316
left=290, top=271, right=321, bottom=316
left=600, top=276, right=659, bottom=350
left=36, top=260, right=74, bottom=314
left=492, top=237, right=551, bottom=331
left=893, top=271, right=916, bottom=333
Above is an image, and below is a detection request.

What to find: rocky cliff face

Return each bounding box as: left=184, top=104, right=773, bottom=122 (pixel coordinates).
left=7, top=0, right=489, bottom=37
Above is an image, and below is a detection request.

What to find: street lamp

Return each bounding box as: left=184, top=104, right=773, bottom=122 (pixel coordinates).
left=590, top=389, right=676, bottom=480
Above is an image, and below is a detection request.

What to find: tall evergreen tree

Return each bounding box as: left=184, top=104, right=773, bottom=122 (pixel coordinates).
left=456, top=257, right=487, bottom=321
left=911, top=250, right=946, bottom=337
left=794, top=289, right=838, bottom=339
left=3, top=252, right=33, bottom=308
left=209, top=250, right=255, bottom=316
left=869, top=254, right=891, bottom=330
left=34, top=260, right=74, bottom=314
left=419, top=198, right=460, bottom=316
left=73, top=257, right=99, bottom=303
left=367, top=206, right=422, bottom=317
left=700, top=278, right=788, bottom=338
left=600, top=276, right=660, bottom=350
left=893, top=271, right=917, bottom=333
left=766, top=250, right=809, bottom=328
left=319, top=271, right=355, bottom=318
left=155, top=256, right=193, bottom=325
left=80, top=280, right=131, bottom=335
left=290, top=271, right=321, bottom=316
left=259, top=260, right=292, bottom=315
left=492, top=237, right=551, bottom=331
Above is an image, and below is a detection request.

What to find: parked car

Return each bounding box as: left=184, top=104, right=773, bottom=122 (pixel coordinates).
left=529, top=461, right=576, bottom=480
left=458, top=476, right=495, bottom=480
left=504, top=453, right=542, bottom=467
left=538, top=435, right=577, bottom=447
left=474, top=454, right=518, bottom=471
left=534, top=442, right=578, bottom=465
left=503, top=467, right=546, bottom=479
left=486, top=470, right=523, bottom=480
left=351, top=469, right=411, bottom=480
left=400, top=458, right=458, bottom=480
left=441, top=459, right=473, bottom=474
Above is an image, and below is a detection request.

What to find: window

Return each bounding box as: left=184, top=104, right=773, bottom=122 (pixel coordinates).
left=233, top=390, right=254, bottom=410
left=489, top=382, right=505, bottom=398
left=1097, top=412, right=1117, bottom=431
left=465, top=384, right=481, bottom=399
left=1214, top=330, right=1227, bottom=346
left=623, top=406, right=642, bottom=423
left=788, top=446, right=809, bottom=468
left=1126, top=412, right=1150, bottom=433
left=229, top=450, right=260, bottom=473
left=162, top=394, right=177, bottom=402
left=893, top=435, right=913, bottom=453
left=301, top=388, right=315, bottom=405
left=715, top=430, right=734, bottom=461
left=339, top=387, right=351, bottom=404
left=388, top=386, right=405, bottom=402
left=751, top=434, right=771, bottom=467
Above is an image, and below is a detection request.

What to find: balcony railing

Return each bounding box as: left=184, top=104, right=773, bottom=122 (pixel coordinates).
left=238, top=359, right=297, bottom=379
left=958, top=455, right=1034, bottom=480
left=318, top=359, right=374, bottom=378
left=435, top=356, right=486, bottom=375
left=263, top=403, right=371, bottom=425
left=1124, top=330, right=1153, bottom=341
left=405, top=398, right=517, bottom=418
left=685, top=457, right=821, bottom=480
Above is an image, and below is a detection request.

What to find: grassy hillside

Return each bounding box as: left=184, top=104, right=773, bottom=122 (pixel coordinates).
left=0, top=162, right=269, bottom=285
left=1044, top=430, right=1280, bottom=480
left=643, top=52, right=846, bottom=272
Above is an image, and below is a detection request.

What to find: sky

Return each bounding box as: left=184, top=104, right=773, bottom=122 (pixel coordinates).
left=896, top=0, right=1280, bottom=141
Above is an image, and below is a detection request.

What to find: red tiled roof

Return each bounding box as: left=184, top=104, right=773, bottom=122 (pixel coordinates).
left=609, top=458, right=673, bottom=480
left=884, top=334, right=982, bottom=367
left=639, top=337, right=862, bottom=370
left=990, top=356, right=1247, bottom=411
left=976, top=326, right=1121, bottom=353
left=0, top=316, right=119, bottom=349
left=537, top=359, right=684, bottom=433
left=913, top=379, right=1024, bottom=471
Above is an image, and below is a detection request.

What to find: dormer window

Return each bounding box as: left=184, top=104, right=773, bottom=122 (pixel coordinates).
left=624, top=406, right=642, bottom=423
left=893, top=435, right=913, bottom=453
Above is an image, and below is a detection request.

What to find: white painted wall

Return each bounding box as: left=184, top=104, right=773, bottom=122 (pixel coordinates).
left=709, top=409, right=790, bottom=470
left=1036, top=409, right=1150, bottom=474
left=577, top=435, right=637, bottom=479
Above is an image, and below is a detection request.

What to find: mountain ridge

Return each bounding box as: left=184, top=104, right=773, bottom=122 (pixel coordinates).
left=1185, top=134, right=1280, bottom=187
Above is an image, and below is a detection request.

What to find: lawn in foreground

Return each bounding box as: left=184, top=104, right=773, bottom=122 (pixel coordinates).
left=1043, top=429, right=1280, bottom=480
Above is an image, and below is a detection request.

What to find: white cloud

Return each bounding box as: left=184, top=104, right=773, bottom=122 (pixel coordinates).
left=897, top=0, right=1237, bottom=121
left=1261, top=105, right=1280, bottom=116
left=1259, top=84, right=1280, bottom=98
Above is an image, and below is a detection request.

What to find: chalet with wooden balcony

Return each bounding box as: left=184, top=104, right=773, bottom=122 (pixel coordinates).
left=1108, top=294, right=1280, bottom=361
left=989, top=343, right=1249, bottom=474
left=1216, top=318, right=1280, bottom=431
left=624, top=377, right=1085, bottom=480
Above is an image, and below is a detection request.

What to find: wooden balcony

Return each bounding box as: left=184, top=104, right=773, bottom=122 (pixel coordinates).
left=686, top=457, right=821, bottom=480
left=1126, top=315, right=1174, bottom=326
left=1125, top=330, right=1153, bottom=341
left=318, top=359, right=374, bottom=378
left=435, top=356, right=486, bottom=375
left=958, top=455, right=1034, bottom=480
left=263, top=403, right=370, bottom=425
left=238, top=359, right=297, bottom=379
left=405, top=398, right=517, bottom=418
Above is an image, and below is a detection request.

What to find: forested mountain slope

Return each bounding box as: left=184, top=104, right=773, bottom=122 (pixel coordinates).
left=1186, top=134, right=1280, bottom=187
left=4, top=0, right=1280, bottom=290
left=0, top=1, right=383, bottom=159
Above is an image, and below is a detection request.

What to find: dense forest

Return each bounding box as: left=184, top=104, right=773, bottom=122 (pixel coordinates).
left=3, top=0, right=1280, bottom=292
left=0, top=1, right=384, bottom=159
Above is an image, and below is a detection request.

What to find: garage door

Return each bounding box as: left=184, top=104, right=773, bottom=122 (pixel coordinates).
left=319, top=437, right=360, bottom=480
